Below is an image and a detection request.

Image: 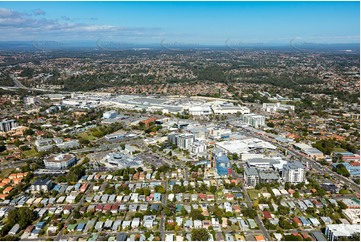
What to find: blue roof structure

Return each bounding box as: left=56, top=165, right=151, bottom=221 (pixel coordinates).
left=154, top=193, right=161, bottom=201
left=76, top=223, right=86, bottom=231
left=299, top=216, right=311, bottom=226
left=36, top=221, right=46, bottom=229
left=216, top=153, right=231, bottom=176
left=52, top=185, right=61, bottom=192
left=150, top=204, right=159, bottom=211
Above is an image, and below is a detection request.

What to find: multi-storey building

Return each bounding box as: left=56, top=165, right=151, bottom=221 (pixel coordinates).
left=325, top=224, right=360, bottom=241
left=282, top=161, right=305, bottom=184
left=0, top=120, right=17, bottom=132
left=44, top=154, right=77, bottom=170
left=244, top=167, right=259, bottom=187
left=242, top=114, right=265, bottom=128
left=262, top=102, right=295, bottom=113
left=189, top=141, right=207, bottom=155
left=168, top=133, right=195, bottom=150
left=177, top=134, right=195, bottom=150
left=103, top=110, right=117, bottom=119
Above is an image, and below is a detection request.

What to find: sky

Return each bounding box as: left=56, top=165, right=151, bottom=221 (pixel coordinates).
left=0, top=1, right=359, bottom=46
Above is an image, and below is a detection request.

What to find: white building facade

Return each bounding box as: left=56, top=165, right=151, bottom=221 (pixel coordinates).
left=242, top=114, right=265, bottom=128
left=44, top=154, right=77, bottom=170
left=282, top=161, right=305, bottom=184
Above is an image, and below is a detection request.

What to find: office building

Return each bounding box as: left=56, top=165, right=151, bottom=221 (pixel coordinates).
left=168, top=133, right=179, bottom=144
left=244, top=167, right=259, bottom=187
left=168, top=133, right=195, bottom=150
left=44, top=154, right=77, bottom=170
left=242, top=114, right=265, bottom=128
left=212, top=105, right=250, bottom=115
left=262, top=103, right=295, bottom=113
left=282, top=161, right=305, bottom=184
left=0, top=120, right=17, bottom=132
left=103, top=110, right=117, bottom=119
left=325, top=224, right=360, bottom=241
left=189, top=141, right=207, bottom=155
left=177, top=134, right=195, bottom=150
left=189, top=106, right=212, bottom=116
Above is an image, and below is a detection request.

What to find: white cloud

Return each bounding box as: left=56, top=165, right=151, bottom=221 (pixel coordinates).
left=33, top=8, right=46, bottom=16
left=0, top=8, right=163, bottom=41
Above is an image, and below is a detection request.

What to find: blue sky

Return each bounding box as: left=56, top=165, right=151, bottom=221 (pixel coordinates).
left=0, top=1, right=359, bottom=45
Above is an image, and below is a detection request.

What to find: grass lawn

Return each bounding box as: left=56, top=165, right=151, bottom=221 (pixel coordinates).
left=23, top=148, right=39, bottom=158
left=0, top=168, right=15, bottom=178
left=247, top=188, right=267, bottom=200
left=78, top=132, right=97, bottom=141
left=231, top=224, right=239, bottom=230
left=247, top=190, right=259, bottom=200
left=99, top=217, right=107, bottom=222
left=333, top=147, right=347, bottom=152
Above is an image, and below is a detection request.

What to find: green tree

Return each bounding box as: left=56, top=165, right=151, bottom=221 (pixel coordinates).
left=278, top=205, right=290, bottom=215
left=293, top=191, right=300, bottom=199
left=7, top=207, right=37, bottom=229
left=283, top=234, right=302, bottom=241
left=242, top=208, right=257, bottom=218
left=191, top=228, right=210, bottom=241
left=278, top=217, right=294, bottom=229
left=155, top=186, right=165, bottom=194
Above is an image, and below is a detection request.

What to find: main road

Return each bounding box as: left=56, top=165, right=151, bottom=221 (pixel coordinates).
left=56, top=183, right=94, bottom=240
left=232, top=166, right=271, bottom=241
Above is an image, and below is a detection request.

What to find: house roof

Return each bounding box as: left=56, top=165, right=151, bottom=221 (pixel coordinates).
left=255, top=235, right=265, bottom=241
left=263, top=211, right=272, bottom=219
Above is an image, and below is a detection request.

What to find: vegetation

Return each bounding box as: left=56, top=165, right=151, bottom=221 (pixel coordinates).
left=7, top=207, right=36, bottom=230
left=332, top=164, right=350, bottom=177
left=191, top=228, right=210, bottom=241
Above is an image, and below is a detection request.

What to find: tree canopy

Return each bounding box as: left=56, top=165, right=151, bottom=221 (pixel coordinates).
left=191, top=228, right=210, bottom=241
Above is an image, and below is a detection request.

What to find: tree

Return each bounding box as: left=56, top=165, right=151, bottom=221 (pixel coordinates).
left=105, top=185, right=115, bottom=195
left=337, top=201, right=348, bottom=210
left=232, top=153, right=239, bottom=160
left=267, top=122, right=275, bottom=128
left=0, top=224, right=11, bottom=237
left=123, top=174, right=130, bottom=181
left=285, top=182, right=291, bottom=190
left=278, top=205, right=290, bottom=215
left=191, top=228, right=210, bottom=241
left=210, top=186, right=217, bottom=194
left=190, top=209, right=205, bottom=220
left=293, top=191, right=300, bottom=199
left=73, top=210, right=81, bottom=219
left=278, top=217, right=294, bottom=229
left=13, top=139, right=23, bottom=147
left=283, top=234, right=302, bottom=241
left=7, top=207, right=37, bottom=229
left=242, top=208, right=257, bottom=218
left=312, top=139, right=335, bottom=155
left=155, top=186, right=165, bottom=194
left=333, top=164, right=350, bottom=177
left=79, top=138, right=90, bottom=145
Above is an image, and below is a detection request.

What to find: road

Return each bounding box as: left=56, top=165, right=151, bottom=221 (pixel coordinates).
left=235, top=169, right=271, bottom=241
left=159, top=180, right=167, bottom=241
left=6, top=74, right=68, bottom=93
left=56, top=183, right=94, bottom=240
left=0, top=158, right=36, bottom=170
